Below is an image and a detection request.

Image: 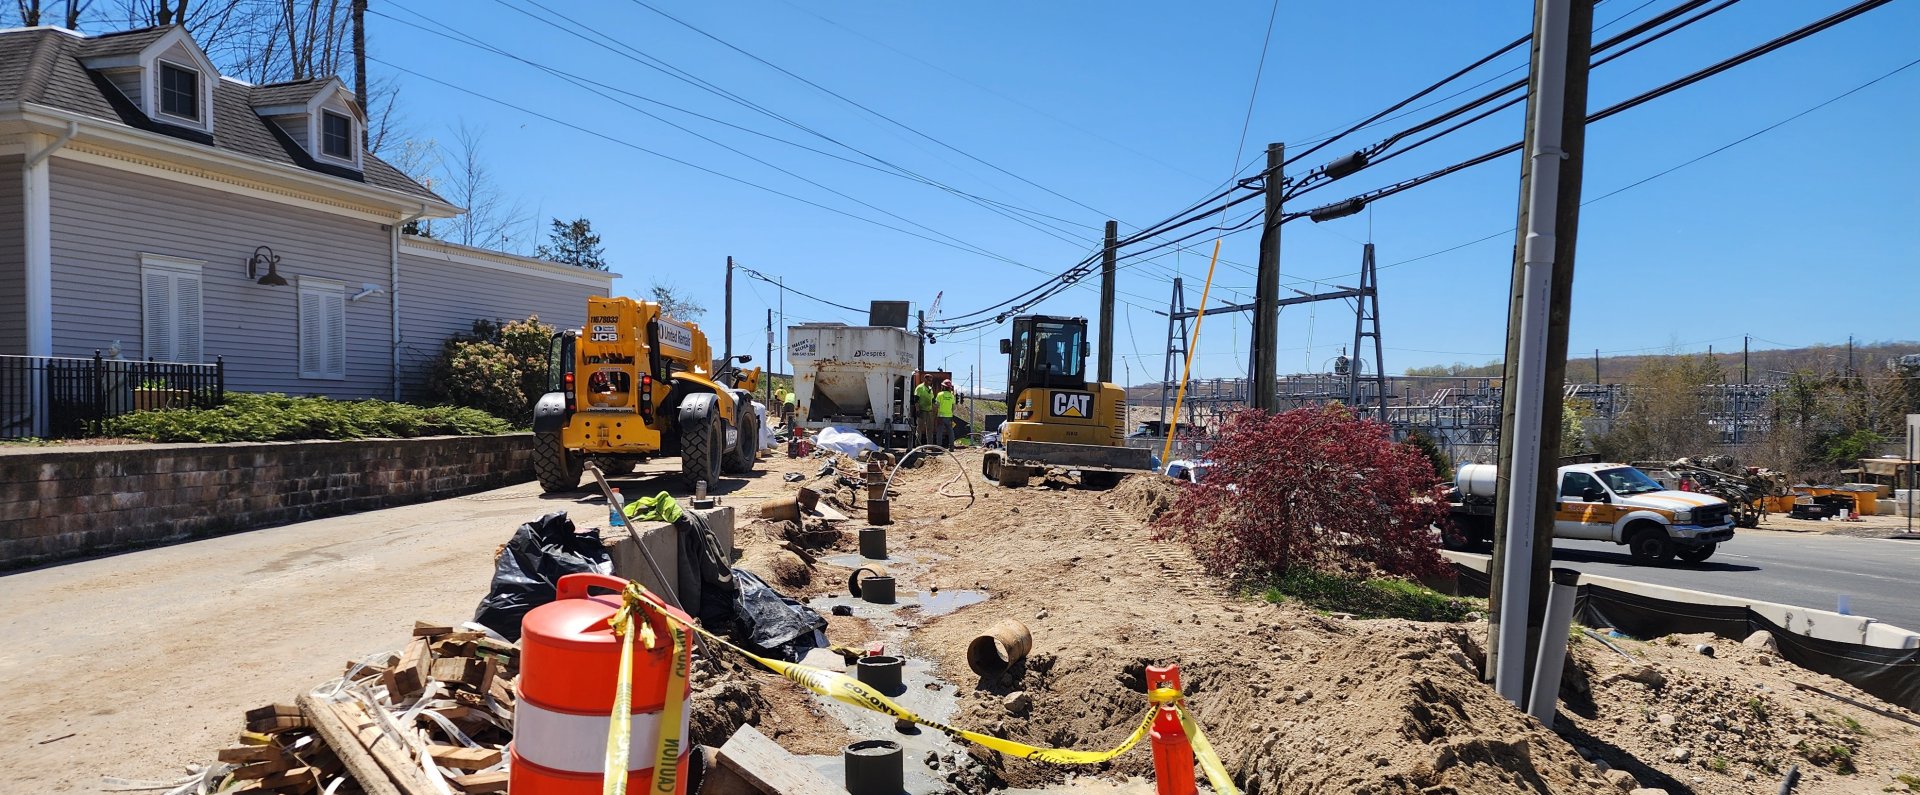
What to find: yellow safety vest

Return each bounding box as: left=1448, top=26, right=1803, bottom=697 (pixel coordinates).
left=936, top=390, right=956, bottom=418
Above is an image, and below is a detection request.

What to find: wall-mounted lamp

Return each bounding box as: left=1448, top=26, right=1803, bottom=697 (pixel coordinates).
left=247, top=246, right=289, bottom=286
left=350, top=283, right=386, bottom=302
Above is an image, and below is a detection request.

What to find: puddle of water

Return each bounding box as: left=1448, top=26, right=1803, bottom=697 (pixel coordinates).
left=912, top=588, right=988, bottom=617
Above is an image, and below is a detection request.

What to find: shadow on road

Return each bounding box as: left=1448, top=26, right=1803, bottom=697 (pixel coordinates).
left=1549, top=546, right=1760, bottom=573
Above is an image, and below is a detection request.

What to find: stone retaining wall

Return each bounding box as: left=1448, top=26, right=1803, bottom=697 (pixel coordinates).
left=1, top=434, right=534, bottom=568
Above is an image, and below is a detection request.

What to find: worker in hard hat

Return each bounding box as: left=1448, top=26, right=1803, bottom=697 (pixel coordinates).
left=913, top=373, right=938, bottom=446
left=935, top=379, right=958, bottom=448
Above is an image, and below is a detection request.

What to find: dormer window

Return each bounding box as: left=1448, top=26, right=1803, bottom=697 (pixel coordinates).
left=321, top=111, right=353, bottom=159
left=158, top=62, right=200, bottom=121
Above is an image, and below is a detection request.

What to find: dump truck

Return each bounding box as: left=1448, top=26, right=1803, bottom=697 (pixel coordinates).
left=786, top=323, right=918, bottom=448
left=531, top=296, right=760, bottom=493
left=1445, top=462, right=1737, bottom=564
left=981, top=314, right=1150, bottom=488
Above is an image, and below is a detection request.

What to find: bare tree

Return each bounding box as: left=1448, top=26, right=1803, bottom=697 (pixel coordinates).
left=11, top=1, right=44, bottom=25
left=438, top=122, right=528, bottom=252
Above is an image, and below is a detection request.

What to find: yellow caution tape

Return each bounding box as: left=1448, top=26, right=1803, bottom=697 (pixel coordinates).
left=649, top=623, right=688, bottom=794
left=1176, top=701, right=1239, bottom=795
left=605, top=580, right=1240, bottom=793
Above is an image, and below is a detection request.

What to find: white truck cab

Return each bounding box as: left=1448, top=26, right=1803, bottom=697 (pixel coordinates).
left=1448, top=462, right=1737, bottom=564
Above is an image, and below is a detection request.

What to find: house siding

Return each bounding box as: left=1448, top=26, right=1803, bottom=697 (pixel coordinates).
left=47, top=157, right=396, bottom=397
left=396, top=241, right=607, bottom=400
left=0, top=155, right=22, bottom=355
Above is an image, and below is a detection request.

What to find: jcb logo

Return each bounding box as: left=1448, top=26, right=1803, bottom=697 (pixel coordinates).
left=1050, top=391, right=1092, bottom=418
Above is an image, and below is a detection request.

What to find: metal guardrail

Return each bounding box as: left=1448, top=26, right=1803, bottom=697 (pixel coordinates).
left=0, top=352, right=224, bottom=439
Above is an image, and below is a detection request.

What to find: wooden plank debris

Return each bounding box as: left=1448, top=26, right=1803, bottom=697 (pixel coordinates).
left=709, top=723, right=848, bottom=795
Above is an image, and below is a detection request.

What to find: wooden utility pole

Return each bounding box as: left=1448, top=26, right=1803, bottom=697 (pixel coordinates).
left=724, top=256, right=734, bottom=363
left=1743, top=336, right=1750, bottom=384
left=1486, top=0, right=1593, bottom=705
left=352, top=0, right=368, bottom=149
left=1251, top=142, right=1284, bottom=412
left=1098, top=220, right=1118, bottom=384
left=764, top=309, right=773, bottom=404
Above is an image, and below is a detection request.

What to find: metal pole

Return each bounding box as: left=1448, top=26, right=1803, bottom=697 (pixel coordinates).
left=724, top=256, right=733, bottom=364
left=1251, top=143, right=1283, bottom=413
left=1099, top=220, right=1117, bottom=385
left=1489, top=0, right=1591, bottom=706
left=916, top=310, right=926, bottom=371
left=1162, top=278, right=1183, bottom=428
left=1743, top=335, right=1750, bottom=385
left=764, top=309, right=773, bottom=405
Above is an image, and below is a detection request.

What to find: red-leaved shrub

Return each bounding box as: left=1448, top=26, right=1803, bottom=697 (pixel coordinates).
left=1156, top=405, right=1450, bottom=580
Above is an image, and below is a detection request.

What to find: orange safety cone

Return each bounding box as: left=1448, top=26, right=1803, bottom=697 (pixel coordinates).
left=1147, top=663, right=1197, bottom=795
left=511, top=573, right=693, bottom=794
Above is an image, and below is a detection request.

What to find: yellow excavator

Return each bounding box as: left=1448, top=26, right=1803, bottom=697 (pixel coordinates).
left=982, top=315, right=1149, bottom=488
left=530, top=296, right=760, bottom=493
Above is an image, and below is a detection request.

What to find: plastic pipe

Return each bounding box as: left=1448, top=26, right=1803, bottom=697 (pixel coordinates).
left=844, top=740, right=903, bottom=795
left=1527, top=568, right=1581, bottom=723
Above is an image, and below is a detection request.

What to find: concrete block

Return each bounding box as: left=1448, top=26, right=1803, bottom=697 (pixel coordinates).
left=604, top=521, right=679, bottom=599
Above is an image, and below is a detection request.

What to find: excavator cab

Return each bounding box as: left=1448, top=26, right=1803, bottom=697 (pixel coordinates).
left=1001, top=315, right=1089, bottom=395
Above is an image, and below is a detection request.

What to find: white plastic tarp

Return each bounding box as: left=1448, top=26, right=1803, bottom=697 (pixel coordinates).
left=754, top=402, right=776, bottom=447
left=813, top=426, right=880, bottom=456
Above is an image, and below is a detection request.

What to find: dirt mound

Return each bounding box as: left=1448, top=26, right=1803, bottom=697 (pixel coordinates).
left=1560, top=632, right=1920, bottom=792
left=1110, top=474, right=1180, bottom=524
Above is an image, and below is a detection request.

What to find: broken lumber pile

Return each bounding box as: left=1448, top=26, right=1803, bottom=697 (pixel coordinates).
left=198, top=621, right=518, bottom=795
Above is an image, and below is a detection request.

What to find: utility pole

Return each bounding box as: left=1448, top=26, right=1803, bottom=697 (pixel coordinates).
left=1594, top=349, right=1600, bottom=385
left=1099, top=220, right=1118, bottom=385
left=352, top=0, right=368, bottom=149
left=723, top=256, right=733, bottom=364
left=1486, top=0, right=1592, bottom=708
left=764, top=309, right=773, bottom=404
left=777, top=276, right=785, bottom=384
left=916, top=311, right=926, bottom=371
left=1743, top=335, right=1750, bottom=385
left=1847, top=335, right=1855, bottom=378
left=1251, top=142, right=1284, bottom=413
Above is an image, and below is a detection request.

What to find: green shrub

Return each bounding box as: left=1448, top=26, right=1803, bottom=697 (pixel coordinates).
left=432, top=316, right=555, bottom=424
left=1261, top=567, right=1481, bottom=622
left=104, top=393, right=509, bottom=443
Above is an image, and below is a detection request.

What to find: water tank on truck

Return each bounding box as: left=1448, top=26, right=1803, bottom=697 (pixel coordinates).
left=787, top=323, right=919, bottom=449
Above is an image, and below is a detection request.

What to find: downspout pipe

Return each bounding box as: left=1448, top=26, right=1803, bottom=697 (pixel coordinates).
left=1495, top=0, right=1572, bottom=707
left=391, top=204, right=428, bottom=401
left=23, top=121, right=78, bottom=363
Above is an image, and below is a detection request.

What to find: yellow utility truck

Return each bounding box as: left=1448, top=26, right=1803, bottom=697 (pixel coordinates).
left=982, top=315, right=1149, bottom=488
left=531, top=296, right=760, bottom=493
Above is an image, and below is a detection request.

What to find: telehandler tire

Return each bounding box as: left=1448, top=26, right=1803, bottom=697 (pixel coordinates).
left=723, top=404, right=756, bottom=474
left=680, top=402, right=723, bottom=489
left=534, top=432, right=583, bottom=493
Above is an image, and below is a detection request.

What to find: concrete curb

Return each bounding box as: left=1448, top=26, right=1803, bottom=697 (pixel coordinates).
left=1440, top=549, right=1920, bottom=650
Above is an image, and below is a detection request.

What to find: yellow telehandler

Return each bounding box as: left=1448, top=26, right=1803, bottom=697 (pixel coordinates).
left=530, top=296, right=760, bottom=493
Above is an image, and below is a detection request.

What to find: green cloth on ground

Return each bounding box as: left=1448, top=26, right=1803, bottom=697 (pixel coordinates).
left=623, top=491, right=684, bottom=523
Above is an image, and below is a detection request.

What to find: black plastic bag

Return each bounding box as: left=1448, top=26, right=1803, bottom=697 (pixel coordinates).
left=730, top=569, right=826, bottom=662
left=471, top=512, right=611, bottom=642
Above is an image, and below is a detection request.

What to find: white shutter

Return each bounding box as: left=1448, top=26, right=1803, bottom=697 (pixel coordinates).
left=140, top=255, right=205, bottom=363
left=174, top=271, right=203, bottom=363
left=298, top=279, right=347, bottom=380
left=323, top=291, right=346, bottom=378
left=299, top=289, right=325, bottom=378
left=142, top=268, right=174, bottom=362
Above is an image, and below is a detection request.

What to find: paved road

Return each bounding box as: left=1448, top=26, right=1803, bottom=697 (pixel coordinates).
left=1468, top=531, right=1920, bottom=632
left=0, top=462, right=746, bottom=793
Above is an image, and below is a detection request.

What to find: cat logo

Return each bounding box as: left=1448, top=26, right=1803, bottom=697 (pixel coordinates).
left=1050, top=391, right=1093, bottom=418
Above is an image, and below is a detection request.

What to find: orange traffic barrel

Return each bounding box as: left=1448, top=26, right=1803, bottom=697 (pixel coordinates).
left=510, top=573, right=692, bottom=794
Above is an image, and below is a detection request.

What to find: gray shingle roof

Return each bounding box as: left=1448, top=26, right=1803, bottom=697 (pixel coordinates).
left=0, top=26, right=445, bottom=206
left=248, top=78, right=331, bottom=108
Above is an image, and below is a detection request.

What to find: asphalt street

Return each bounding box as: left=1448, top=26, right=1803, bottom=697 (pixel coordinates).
left=1469, top=530, right=1920, bottom=632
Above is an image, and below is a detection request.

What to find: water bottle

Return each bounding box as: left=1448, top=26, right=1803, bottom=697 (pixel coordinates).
left=609, top=488, right=626, bottom=527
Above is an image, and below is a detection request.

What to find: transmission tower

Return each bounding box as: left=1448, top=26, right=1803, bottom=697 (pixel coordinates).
left=1348, top=243, right=1387, bottom=420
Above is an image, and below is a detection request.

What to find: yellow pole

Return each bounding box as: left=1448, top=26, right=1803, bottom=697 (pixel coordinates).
left=1161, top=239, right=1222, bottom=469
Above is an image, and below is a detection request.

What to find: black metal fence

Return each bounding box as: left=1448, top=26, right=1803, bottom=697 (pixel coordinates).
left=0, top=352, right=224, bottom=440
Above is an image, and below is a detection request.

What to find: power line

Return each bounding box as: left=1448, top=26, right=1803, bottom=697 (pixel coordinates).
left=1291, top=0, right=1896, bottom=222
left=1295, top=52, right=1918, bottom=283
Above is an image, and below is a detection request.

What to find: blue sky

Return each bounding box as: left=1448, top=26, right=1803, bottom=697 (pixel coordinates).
left=366, top=0, right=1919, bottom=390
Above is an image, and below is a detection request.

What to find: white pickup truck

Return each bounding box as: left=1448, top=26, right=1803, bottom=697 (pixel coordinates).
left=1445, top=462, right=1738, bottom=564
